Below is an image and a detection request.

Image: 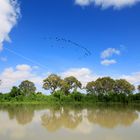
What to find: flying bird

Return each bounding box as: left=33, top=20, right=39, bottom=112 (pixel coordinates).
left=43, top=36, right=92, bottom=59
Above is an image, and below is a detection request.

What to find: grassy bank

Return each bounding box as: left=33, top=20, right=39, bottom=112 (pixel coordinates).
left=1, top=91, right=140, bottom=106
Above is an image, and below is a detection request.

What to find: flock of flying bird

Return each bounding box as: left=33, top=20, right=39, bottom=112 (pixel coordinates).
left=43, top=36, right=92, bottom=59
left=3, top=36, right=92, bottom=71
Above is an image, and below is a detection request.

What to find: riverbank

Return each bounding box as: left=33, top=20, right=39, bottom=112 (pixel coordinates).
left=1, top=91, right=140, bottom=105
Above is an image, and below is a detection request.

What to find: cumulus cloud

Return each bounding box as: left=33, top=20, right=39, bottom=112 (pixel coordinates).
left=16, top=64, right=32, bottom=71
left=0, top=64, right=44, bottom=93
left=61, top=68, right=140, bottom=86
left=121, top=72, right=140, bottom=84
left=101, top=48, right=120, bottom=59
left=61, top=68, right=100, bottom=86
left=101, top=59, right=116, bottom=66
left=75, top=0, right=140, bottom=9
left=100, top=48, right=120, bottom=66
left=0, top=0, right=20, bottom=50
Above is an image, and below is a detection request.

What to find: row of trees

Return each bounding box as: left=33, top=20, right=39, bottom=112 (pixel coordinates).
left=43, top=75, right=138, bottom=95
left=86, top=77, right=135, bottom=95
left=0, top=75, right=82, bottom=97
left=1, top=75, right=140, bottom=103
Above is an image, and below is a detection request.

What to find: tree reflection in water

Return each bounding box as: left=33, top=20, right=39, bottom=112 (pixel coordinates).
left=2, top=105, right=34, bottom=125
left=0, top=105, right=139, bottom=130
left=87, top=108, right=138, bottom=128
left=41, top=107, right=82, bottom=131
left=41, top=106, right=139, bottom=131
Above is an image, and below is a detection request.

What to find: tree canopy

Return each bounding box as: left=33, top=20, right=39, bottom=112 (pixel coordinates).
left=19, top=80, right=36, bottom=96
left=114, top=79, right=135, bottom=95
left=86, top=81, right=95, bottom=94
left=86, top=78, right=135, bottom=95
left=43, top=74, right=62, bottom=94
left=10, top=86, right=21, bottom=97
left=138, top=85, right=140, bottom=93
left=60, top=76, right=82, bottom=94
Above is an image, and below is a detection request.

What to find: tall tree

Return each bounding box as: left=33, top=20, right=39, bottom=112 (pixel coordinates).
left=60, top=80, right=71, bottom=95
left=138, top=85, right=140, bottom=93
left=10, top=86, right=21, bottom=97
left=0, top=80, right=2, bottom=94
left=61, top=76, right=82, bottom=94
left=94, top=77, right=115, bottom=95
left=43, top=74, right=62, bottom=94
left=114, top=79, right=135, bottom=95
left=19, top=80, right=36, bottom=96
left=86, top=81, right=96, bottom=94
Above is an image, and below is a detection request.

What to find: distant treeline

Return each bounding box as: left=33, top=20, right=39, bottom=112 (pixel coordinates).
left=1, top=74, right=140, bottom=104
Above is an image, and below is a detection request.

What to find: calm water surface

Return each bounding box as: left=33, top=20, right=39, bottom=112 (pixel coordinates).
left=0, top=105, right=140, bottom=140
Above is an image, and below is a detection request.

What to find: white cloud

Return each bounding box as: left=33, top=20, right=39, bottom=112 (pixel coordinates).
left=61, top=68, right=140, bottom=87
left=16, top=64, right=32, bottom=71
left=0, top=64, right=44, bottom=93
left=0, top=0, right=20, bottom=50
left=60, top=68, right=99, bottom=86
left=101, top=48, right=120, bottom=59
left=75, top=0, right=140, bottom=9
left=121, top=72, right=140, bottom=84
left=101, top=59, right=117, bottom=66
left=75, top=0, right=92, bottom=6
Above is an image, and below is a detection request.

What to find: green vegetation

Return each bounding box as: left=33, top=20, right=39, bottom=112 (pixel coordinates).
left=1, top=75, right=140, bottom=104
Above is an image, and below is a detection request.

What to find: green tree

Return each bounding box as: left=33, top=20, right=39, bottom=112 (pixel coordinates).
left=43, top=74, right=62, bottom=94
left=86, top=81, right=96, bottom=94
left=19, top=80, right=36, bottom=96
left=61, top=76, right=82, bottom=94
left=0, top=80, right=2, bottom=94
left=36, top=92, right=43, bottom=95
left=114, top=79, right=135, bottom=95
left=10, top=86, right=21, bottom=97
left=138, top=85, right=140, bottom=93
left=60, top=80, right=71, bottom=95
left=94, top=77, right=115, bottom=95
left=72, top=91, right=84, bottom=102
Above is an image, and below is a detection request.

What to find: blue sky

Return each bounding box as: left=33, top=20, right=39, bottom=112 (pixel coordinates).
left=0, top=0, right=140, bottom=92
